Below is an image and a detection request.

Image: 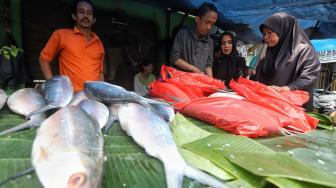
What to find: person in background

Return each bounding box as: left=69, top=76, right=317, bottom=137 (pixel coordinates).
left=169, top=2, right=218, bottom=77
left=213, top=31, right=247, bottom=87
left=39, top=0, right=104, bottom=92
left=134, top=61, right=156, bottom=97
left=253, top=12, right=320, bottom=111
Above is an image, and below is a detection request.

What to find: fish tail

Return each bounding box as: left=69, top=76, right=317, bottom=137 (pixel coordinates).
left=184, top=164, right=229, bottom=188
left=163, top=162, right=184, bottom=188
left=26, top=105, right=55, bottom=119
left=0, top=120, right=34, bottom=136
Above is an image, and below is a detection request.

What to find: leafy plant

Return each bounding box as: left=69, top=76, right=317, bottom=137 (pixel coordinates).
left=0, top=45, right=23, bottom=60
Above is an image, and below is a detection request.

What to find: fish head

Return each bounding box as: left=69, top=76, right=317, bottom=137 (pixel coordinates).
left=32, top=106, right=104, bottom=188
left=33, top=151, right=102, bottom=188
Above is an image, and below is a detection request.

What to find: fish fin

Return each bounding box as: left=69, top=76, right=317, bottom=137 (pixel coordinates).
left=163, top=162, right=184, bottom=188
left=68, top=172, right=87, bottom=188
left=0, top=167, right=35, bottom=187
left=26, top=104, right=56, bottom=119
left=145, top=97, right=172, bottom=107
left=0, top=120, right=36, bottom=136
left=103, top=105, right=120, bottom=134
left=184, top=164, right=228, bottom=188
left=104, top=117, right=118, bottom=135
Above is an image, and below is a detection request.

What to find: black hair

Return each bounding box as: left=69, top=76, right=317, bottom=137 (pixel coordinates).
left=141, top=59, right=153, bottom=67
left=71, top=0, right=95, bottom=17
left=197, top=2, right=217, bottom=18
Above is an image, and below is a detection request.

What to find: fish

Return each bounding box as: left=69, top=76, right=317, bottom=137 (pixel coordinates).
left=84, top=81, right=171, bottom=121
left=27, top=75, right=73, bottom=119
left=69, top=90, right=88, bottom=106
left=114, top=103, right=228, bottom=188
left=0, top=88, right=7, bottom=110
left=0, top=88, right=47, bottom=136
left=145, top=98, right=175, bottom=122
left=32, top=106, right=104, bottom=188
left=78, top=99, right=109, bottom=129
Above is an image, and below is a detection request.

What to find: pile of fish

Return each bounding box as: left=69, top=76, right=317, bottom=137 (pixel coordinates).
left=313, top=90, right=336, bottom=114
left=0, top=75, right=227, bottom=188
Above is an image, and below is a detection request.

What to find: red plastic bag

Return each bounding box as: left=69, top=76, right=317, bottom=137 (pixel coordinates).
left=279, top=90, right=309, bottom=106
left=160, top=65, right=225, bottom=95
left=149, top=81, right=190, bottom=109
left=229, top=78, right=318, bottom=131
left=180, top=97, right=290, bottom=137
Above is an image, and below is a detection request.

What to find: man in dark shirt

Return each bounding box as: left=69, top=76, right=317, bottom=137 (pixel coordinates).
left=169, top=3, right=218, bottom=77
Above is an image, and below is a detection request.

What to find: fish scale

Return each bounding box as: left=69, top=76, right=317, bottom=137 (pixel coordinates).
left=32, top=106, right=104, bottom=188
left=115, top=103, right=229, bottom=188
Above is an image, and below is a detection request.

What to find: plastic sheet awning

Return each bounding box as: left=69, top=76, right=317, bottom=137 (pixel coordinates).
left=139, top=0, right=336, bottom=43
left=311, top=38, right=336, bottom=63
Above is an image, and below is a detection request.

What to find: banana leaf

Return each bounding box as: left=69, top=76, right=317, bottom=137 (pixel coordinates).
left=307, top=112, right=334, bottom=130
left=223, top=151, right=336, bottom=187
left=183, top=133, right=273, bottom=188
left=0, top=109, right=210, bottom=188
left=266, top=177, right=330, bottom=188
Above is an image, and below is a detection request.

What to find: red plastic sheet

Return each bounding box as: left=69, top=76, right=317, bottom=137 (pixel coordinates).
left=279, top=90, right=309, bottom=106
left=160, top=65, right=225, bottom=95
left=229, top=78, right=318, bottom=131
left=180, top=97, right=289, bottom=137
left=149, top=81, right=190, bottom=109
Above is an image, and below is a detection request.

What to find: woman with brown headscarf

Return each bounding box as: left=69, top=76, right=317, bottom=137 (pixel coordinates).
left=253, top=13, right=321, bottom=111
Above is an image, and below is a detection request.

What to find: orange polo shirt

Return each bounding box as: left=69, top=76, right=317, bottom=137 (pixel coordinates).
left=40, top=27, right=104, bottom=92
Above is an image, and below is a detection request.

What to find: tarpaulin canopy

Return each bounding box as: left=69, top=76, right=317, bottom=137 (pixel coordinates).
left=139, top=0, right=336, bottom=43
left=311, top=38, right=336, bottom=63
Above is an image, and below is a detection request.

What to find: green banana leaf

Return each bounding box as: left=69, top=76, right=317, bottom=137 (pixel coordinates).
left=266, top=177, right=330, bottom=188
left=307, top=112, right=334, bottom=130
left=0, top=108, right=210, bottom=188
left=224, top=151, right=336, bottom=187
left=183, top=133, right=273, bottom=188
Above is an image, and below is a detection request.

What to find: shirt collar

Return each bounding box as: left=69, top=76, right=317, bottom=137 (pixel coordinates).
left=73, top=26, right=100, bottom=41
left=188, top=27, right=209, bottom=42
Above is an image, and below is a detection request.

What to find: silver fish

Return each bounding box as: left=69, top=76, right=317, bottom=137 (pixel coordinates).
left=0, top=89, right=7, bottom=110
left=32, top=106, right=104, bottom=188
left=79, top=99, right=109, bottom=129
left=69, top=90, right=88, bottom=106
left=85, top=81, right=171, bottom=121
left=0, top=88, right=47, bottom=136
left=115, top=103, right=227, bottom=188
left=146, top=98, right=175, bottom=122
left=27, top=75, right=73, bottom=118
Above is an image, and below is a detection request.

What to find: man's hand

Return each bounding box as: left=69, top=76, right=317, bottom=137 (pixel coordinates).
left=269, top=85, right=291, bottom=92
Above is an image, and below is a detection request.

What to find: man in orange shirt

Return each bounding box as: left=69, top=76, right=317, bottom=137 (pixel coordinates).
left=39, top=0, right=104, bottom=92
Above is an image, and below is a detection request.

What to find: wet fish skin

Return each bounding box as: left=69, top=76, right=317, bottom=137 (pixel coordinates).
left=85, top=81, right=171, bottom=121
left=69, top=90, right=88, bottom=106
left=84, top=81, right=145, bottom=104
left=79, top=99, right=109, bottom=129
left=32, top=106, right=104, bottom=188
left=27, top=75, right=73, bottom=118
left=115, top=103, right=227, bottom=188
left=7, top=88, right=46, bottom=116
left=0, top=114, right=46, bottom=136
left=146, top=99, right=175, bottom=122
left=0, top=89, right=7, bottom=110
left=0, top=88, right=48, bottom=136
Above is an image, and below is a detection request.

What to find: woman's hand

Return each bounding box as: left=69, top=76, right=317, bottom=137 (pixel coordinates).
left=269, top=85, right=290, bottom=92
